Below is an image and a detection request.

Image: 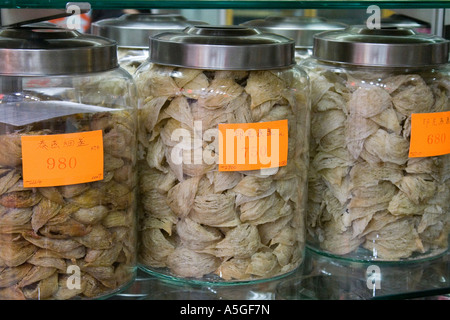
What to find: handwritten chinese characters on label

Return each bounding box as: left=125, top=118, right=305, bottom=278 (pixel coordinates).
left=21, top=130, right=104, bottom=188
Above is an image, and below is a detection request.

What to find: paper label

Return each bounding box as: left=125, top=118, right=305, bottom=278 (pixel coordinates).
left=409, top=111, right=450, bottom=158
left=21, top=130, right=104, bottom=188
left=218, top=119, right=288, bottom=172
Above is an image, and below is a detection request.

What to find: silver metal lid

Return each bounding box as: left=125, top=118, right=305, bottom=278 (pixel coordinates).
left=379, top=14, right=430, bottom=30
left=313, top=26, right=449, bottom=67
left=148, top=25, right=295, bottom=70
left=241, top=16, right=347, bottom=49
left=0, top=27, right=117, bottom=76
left=91, top=13, right=207, bottom=49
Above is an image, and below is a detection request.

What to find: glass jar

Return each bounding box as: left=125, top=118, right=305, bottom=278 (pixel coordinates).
left=134, top=25, right=310, bottom=284
left=91, top=13, right=207, bottom=75
left=301, top=26, right=450, bottom=262
left=241, top=16, right=346, bottom=63
left=0, top=27, right=138, bottom=299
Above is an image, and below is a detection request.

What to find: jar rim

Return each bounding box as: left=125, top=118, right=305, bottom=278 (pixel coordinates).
left=0, top=27, right=118, bottom=75
left=313, top=26, right=449, bottom=67
left=148, top=25, right=296, bottom=70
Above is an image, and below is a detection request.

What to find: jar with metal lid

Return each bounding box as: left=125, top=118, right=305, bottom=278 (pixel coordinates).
left=0, top=27, right=138, bottom=299
left=91, top=13, right=207, bottom=75
left=241, top=16, right=347, bottom=63
left=134, top=25, right=310, bottom=283
left=300, top=26, right=450, bottom=262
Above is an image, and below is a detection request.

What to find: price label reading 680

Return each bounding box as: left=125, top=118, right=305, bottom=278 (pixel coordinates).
left=21, top=130, right=104, bottom=188
left=427, top=133, right=446, bottom=145
left=409, top=111, right=450, bottom=158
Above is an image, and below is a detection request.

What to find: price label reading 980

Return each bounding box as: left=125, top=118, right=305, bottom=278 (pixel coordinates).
left=409, top=111, right=450, bottom=158
left=47, top=157, right=77, bottom=170
left=21, top=130, right=104, bottom=188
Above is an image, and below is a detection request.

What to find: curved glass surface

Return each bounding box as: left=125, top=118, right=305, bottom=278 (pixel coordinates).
left=112, top=248, right=450, bottom=300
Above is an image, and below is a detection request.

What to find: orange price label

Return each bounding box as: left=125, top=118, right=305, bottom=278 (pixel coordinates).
left=218, top=119, right=288, bottom=172
left=409, top=111, right=450, bottom=158
left=21, top=130, right=104, bottom=188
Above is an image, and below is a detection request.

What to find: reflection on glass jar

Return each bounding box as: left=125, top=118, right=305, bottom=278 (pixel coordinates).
left=301, top=26, right=450, bottom=262
left=134, top=25, right=311, bottom=284
left=276, top=249, right=449, bottom=300
left=0, top=27, right=138, bottom=300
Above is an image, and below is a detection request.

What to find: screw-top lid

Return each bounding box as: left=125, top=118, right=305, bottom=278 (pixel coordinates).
left=148, top=25, right=296, bottom=70
left=313, top=26, right=449, bottom=67
left=241, top=16, right=347, bottom=49
left=0, top=27, right=117, bottom=76
left=91, top=13, right=207, bottom=49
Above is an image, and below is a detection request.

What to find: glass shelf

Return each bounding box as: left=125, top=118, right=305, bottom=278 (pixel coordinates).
left=2, top=1, right=450, bottom=10
left=111, top=248, right=450, bottom=300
